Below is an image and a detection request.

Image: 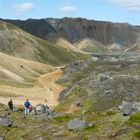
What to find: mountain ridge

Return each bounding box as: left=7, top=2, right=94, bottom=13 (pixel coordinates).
left=3, top=17, right=140, bottom=49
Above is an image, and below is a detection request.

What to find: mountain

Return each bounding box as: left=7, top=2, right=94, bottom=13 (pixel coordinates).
left=4, top=18, right=140, bottom=52
left=124, top=43, right=140, bottom=52
left=75, top=38, right=107, bottom=53
left=0, top=20, right=89, bottom=66
left=0, top=51, right=54, bottom=86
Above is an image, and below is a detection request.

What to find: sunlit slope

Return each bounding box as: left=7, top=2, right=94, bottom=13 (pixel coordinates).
left=0, top=52, right=55, bottom=86
left=0, top=20, right=89, bottom=66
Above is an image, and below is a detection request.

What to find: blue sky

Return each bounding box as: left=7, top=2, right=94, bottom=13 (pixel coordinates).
left=0, top=0, right=140, bottom=25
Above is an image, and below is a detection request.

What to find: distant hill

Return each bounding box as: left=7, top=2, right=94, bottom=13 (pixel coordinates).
left=4, top=18, right=140, bottom=53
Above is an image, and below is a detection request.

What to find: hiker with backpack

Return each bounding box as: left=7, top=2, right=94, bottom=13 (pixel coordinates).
left=24, top=99, right=31, bottom=114
left=8, top=99, right=13, bottom=111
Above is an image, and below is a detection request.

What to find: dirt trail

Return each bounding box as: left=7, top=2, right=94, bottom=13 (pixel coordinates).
left=0, top=69, right=65, bottom=107
left=37, top=69, right=65, bottom=106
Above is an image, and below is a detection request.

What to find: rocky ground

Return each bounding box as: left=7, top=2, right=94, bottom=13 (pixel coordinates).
left=0, top=102, right=140, bottom=140
left=58, top=53, right=140, bottom=111
left=0, top=53, right=140, bottom=140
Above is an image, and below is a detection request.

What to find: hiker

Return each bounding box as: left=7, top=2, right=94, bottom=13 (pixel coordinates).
left=45, top=98, right=50, bottom=109
left=24, top=99, right=31, bottom=114
left=8, top=99, right=13, bottom=111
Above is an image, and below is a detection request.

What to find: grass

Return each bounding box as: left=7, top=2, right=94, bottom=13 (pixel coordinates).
left=129, top=113, right=140, bottom=124
left=5, top=127, right=29, bottom=140
left=36, top=38, right=90, bottom=66
left=105, top=110, right=117, bottom=116
left=0, top=22, right=5, bottom=30
left=83, top=44, right=107, bottom=53
left=133, top=131, right=140, bottom=138
left=53, top=115, right=70, bottom=122
left=84, top=124, right=97, bottom=132
left=0, top=102, right=138, bottom=140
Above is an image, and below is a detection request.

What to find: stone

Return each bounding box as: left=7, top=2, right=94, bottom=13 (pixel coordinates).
left=35, top=137, right=43, bottom=140
left=119, top=101, right=140, bottom=116
left=35, top=104, right=47, bottom=114
left=123, top=103, right=133, bottom=116
left=119, top=101, right=133, bottom=116
left=0, top=117, right=13, bottom=127
left=67, top=119, right=89, bottom=131
left=133, top=102, right=140, bottom=111
left=87, top=122, right=94, bottom=127
left=30, top=104, right=55, bottom=120
left=0, top=137, right=4, bottom=140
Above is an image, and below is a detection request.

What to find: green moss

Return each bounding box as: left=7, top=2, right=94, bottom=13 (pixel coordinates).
left=90, top=96, right=123, bottom=112
left=133, top=131, right=140, bottom=138
left=54, top=115, right=70, bottom=122
left=5, top=127, right=29, bottom=140
left=36, top=39, right=90, bottom=66
left=84, top=124, right=97, bottom=132
left=83, top=45, right=107, bottom=53
left=129, top=113, right=140, bottom=124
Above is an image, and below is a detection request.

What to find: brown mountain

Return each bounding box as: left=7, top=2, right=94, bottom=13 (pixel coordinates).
left=3, top=17, right=140, bottom=52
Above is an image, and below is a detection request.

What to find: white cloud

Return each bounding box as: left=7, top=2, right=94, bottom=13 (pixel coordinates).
left=60, top=6, right=77, bottom=13
left=107, top=0, right=140, bottom=11
left=13, top=2, right=35, bottom=16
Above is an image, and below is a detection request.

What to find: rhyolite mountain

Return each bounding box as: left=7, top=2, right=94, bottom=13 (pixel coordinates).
left=0, top=20, right=89, bottom=66
left=4, top=17, right=140, bottom=52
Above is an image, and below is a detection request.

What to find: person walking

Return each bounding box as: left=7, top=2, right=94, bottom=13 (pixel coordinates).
left=24, top=99, right=31, bottom=114
left=8, top=99, right=13, bottom=111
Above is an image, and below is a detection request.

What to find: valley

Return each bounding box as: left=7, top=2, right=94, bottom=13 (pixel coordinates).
left=0, top=18, right=139, bottom=140
left=0, top=68, right=65, bottom=107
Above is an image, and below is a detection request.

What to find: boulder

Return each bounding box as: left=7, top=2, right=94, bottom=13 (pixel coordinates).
left=31, top=104, right=54, bottom=120
left=0, top=117, right=13, bottom=127
left=119, top=101, right=138, bottom=116
left=133, top=102, right=140, bottom=111
left=122, top=102, right=133, bottom=116
left=67, top=119, right=92, bottom=131
left=0, top=137, right=4, bottom=140
left=34, top=104, right=48, bottom=114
